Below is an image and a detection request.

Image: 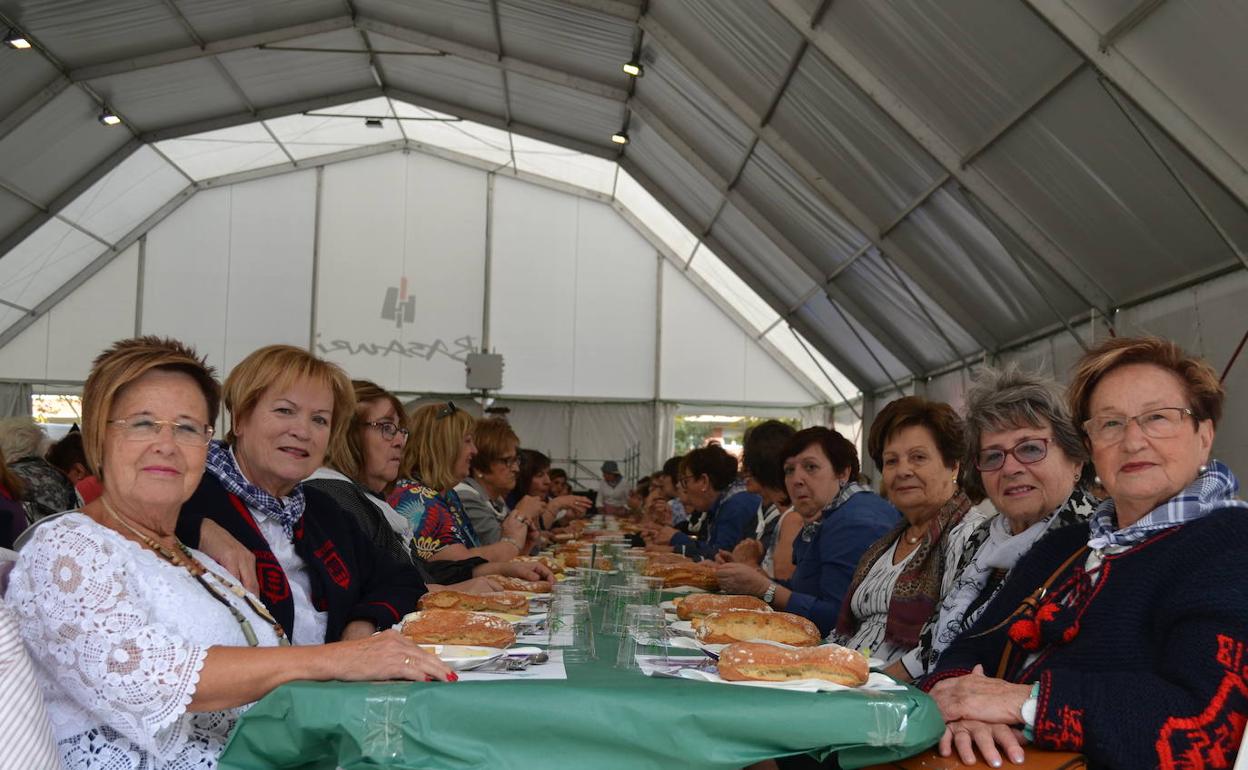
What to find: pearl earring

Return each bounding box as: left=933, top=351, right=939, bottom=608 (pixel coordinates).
left=1094, top=475, right=1102, bottom=486
left=1199, top=464, right=1209, bottom=475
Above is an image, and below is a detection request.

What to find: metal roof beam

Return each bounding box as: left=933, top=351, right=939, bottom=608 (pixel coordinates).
left=640, top=15, right=1001, bottom=353
left=768, top=0, right=1115, bottom=317
left=138, top=86, right=384, bottom=142
left=356, top=16, right=628, bottom=102
left=1020, top=0, right=1248, bottom=209
left=66, top=16, right=356, bottom=82
left=0, top=76, right=72, bottom=144
left=1100, top=0, right=1168, bottom=51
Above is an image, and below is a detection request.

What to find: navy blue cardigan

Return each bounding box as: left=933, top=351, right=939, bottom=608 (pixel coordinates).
left=670, top=488, right=761, bottom=560
left=923, top=507, right=1248, bottom=769
left=177, top=473, right=427, bottom=643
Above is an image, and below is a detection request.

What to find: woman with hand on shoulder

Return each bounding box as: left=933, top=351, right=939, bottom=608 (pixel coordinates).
left=647, top=444, right=759, bottom=559
left=5, top=338, right=450, bottom=770
left=390, top=403, right=530, bottom=563
left=722, top=420, right=799, bottom=580
left=717, top=428, right=899, bottom=636
left=925, top=338, right=1248, bottom=769
left=832, top=397, right=992, bottom=680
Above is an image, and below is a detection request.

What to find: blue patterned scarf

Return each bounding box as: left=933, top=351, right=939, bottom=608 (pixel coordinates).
left=1087, top=460, right=1248, bottom=550
left=205, top=440, right=307, bottom=541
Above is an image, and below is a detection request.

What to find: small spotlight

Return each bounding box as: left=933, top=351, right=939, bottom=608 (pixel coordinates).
left=611, top=131, right=629, bottom=145
left=4, top=28, right=31, bottom=49
left=622, top=61, right=643, bottom=77
left=97, top=108, right=121, bottom=127
left=364, top=117, right=383, bottom=129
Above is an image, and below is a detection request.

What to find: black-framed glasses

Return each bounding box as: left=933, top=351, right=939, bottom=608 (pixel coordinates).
left=107, top=416, right=214, bottom=447
left=975, top=438, right=1050, bottom=472
left=436, top=401, right=459, bottom=420
left=678, top=474, right=697, bottom=489
left=363, top=421, right=409, bottom=441
left=1083, top=407, right=1195, bottom=446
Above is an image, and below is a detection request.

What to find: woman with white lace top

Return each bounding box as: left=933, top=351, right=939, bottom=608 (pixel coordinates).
left=4, top=337, right=451, bottom=770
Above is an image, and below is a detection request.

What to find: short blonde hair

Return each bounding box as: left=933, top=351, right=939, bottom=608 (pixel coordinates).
left=400, top=402, right=476, bottom=493
left=81, top=337, right=220, bottom=478
left=1067, top=336, right=1224, bottom=432
left=223, top=345, right=355, bottom=465
left=327, top=379, right=408, bottom=484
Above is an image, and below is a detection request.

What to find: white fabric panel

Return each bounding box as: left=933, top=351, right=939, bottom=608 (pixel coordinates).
left=395, top=101, right=513, bottom=167
left=0, top=36, right=60, bottom=118
left=314, top=151, right=486, bottom=394
left=687, top=246, right=778, bottom=336
left=497, top=400, right=571, bottom=461
left=506, top=72, right=623, bottom=148
left=217, top=29, right=375, bottom=109
left=764, top=325, right=859, bottom=404
left=220, top=171, right=316, bottom=371
left=660, top=259, right=746, bottom=402
left=0, top=220, right=103, bottom=332
left=141, top=186, right=233, bottom=370
left=744, top=337, right=817, bottom=405
left=45, top=243, right=139, bottom=381
left=489, top=175, right=577, bottom=396
left=0, top=315, right=51, bottom=381
left=511, top=134, right=617, bottom=196
left=497, top=0, right=636, bottom=86
left=265, top=97, right=404, bottom=159
left=0, top=188, right=39, bottom=250
left=376, top=49, right=507, bottom=118
left=13, top=0, right=190, bottom=67
left=626, top=116, right=723, bottom=230
left=156, top=124, right=288, bottom=182
left=88, top=57, right=246, bottom=130
left=59, top=146, right=188, bottom=245
left=570, top=402, right=657, bottom=475
left=614, top=171, right=699, bottom=262
left=570, top=201, right=656, bottom=399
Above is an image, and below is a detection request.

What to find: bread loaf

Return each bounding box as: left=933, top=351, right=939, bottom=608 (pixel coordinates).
left=399, top=609, right=516, bottom=648
left=693, top=609, right=820, bottom=646
left=717, top=642, right=868, bottom=686
left=645, top=562, right=719, bottom=590
left=675, top=593, right=771, bottom=620
left=417, top=590, right=529, bottom=614
left=644, top=552, right=693, bottom=567
left=490, top=576, right=553, bottom=593
left=515, top=555, right=564, bottom=574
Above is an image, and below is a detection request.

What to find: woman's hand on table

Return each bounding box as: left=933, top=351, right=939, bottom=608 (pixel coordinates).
left=938, top=719, right=1028, bottom=767
left=930, top=665, right=1032, bottom=724
left=199, top=519, right=259, bottom=595
left=333, top=629, right=456, bottom=682
left=452, top=576, right=504, bottom=594
left=715, top=562, right=771, bottom=597
left=476, top=559, right=555, bottom=582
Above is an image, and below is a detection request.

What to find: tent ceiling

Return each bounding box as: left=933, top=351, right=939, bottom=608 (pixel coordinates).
left=1, top=0, right=1245, bottom=399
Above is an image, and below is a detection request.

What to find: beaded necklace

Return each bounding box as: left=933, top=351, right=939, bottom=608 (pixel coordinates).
left=102, top=497, right=290, bottom=647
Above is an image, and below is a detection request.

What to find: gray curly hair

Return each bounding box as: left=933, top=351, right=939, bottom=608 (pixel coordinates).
left=961, top=364, right=1088, bottom=502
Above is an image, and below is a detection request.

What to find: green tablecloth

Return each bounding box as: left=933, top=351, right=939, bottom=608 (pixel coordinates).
left=219, top=594, right=943, bottom=770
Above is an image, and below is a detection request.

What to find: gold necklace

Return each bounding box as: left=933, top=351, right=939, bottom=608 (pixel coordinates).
left=101, top=497, right=290, bottom=647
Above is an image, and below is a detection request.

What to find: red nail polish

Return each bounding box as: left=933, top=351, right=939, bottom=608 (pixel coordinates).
left=424, top=675, right=433, bottom=682
left=448, top=672, right=459, bottom=682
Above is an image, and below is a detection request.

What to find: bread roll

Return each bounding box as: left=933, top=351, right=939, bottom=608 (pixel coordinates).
left=675, top=593, right=771, bottom=621
left=645, top=552, right=693, bottom=567
left=515, top=555, right=564, bottom=575
left=399, top=609, right=516, bottom=648
left=645, top=562, right=719, bottom=590
left=490, top=576, right=553, bottom=593
left=717, top=642, right=868, bottom=686
left=693, top=609, right=820, bottom=647
left=417, top=590, right=529, bottom=614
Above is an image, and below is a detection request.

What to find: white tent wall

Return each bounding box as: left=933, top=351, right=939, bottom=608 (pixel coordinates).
left=914, top=271, right=1248, bottom=476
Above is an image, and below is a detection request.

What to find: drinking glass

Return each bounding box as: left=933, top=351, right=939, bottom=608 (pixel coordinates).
left=615, top=605, right=669, bottom=670
left=547, top=597, right=595, bottom=663
left=601, top=585, right=642, bottom=635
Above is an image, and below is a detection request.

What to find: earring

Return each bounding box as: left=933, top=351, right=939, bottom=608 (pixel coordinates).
left=1094, top=475, right=1102, bottom=486
left=1199, top=464, right=1209, bottom=475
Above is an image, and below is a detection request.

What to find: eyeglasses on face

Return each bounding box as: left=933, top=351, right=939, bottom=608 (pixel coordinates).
left=495, top=454, right=520, bottom=469
left=1082, top=407, right=1194, bottom=446
left=678, top=474, right=697, bottom=489
left=363, top=421, right=410, bottom=441
left=436, top=401, right=459, bottom=420
left=108, top=416, right=214, bottom=447
left=975, top=437, right=1049, bottom=472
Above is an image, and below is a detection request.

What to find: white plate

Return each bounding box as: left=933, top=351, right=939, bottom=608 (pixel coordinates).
left=664, top=585, right=709, bottom=595
left=664, top=612, right=679, bottom=622
left=659, top=600, right=678, bottom=612
left=417, top=644, right=506, bottom=671
left=674, top=669, right=906, bottom=693
left=669, top=620, right=697, bottom=637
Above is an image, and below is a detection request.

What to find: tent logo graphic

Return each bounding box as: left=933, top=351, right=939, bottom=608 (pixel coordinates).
left=381, top=277, right=416, bottom=328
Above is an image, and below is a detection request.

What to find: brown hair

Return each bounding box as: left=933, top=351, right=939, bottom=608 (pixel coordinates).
left=81, top=336, right=220, bottom=478
left=223, top=345, right=355, bottom=466
left=1067, top=336, right=1224, bottom=432
left=867, top=395, right=964, bottom=473
left=783, top=426, right=861, bottom=481
left=326, top=379, right=408, bottom=484
left=680, top=443, right=739, bottom=491
left=469, top=417, right=519, bottom=475
left=0, top=444, right=26, bottom=499
left=400, top=402, right=477, bottom=492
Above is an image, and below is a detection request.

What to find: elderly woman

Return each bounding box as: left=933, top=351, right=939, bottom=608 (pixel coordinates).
left=832, top=396, right=992, bottom=680
left=390, top=403, right=530, bottom=562
left=0, top=417, right=76, bottom=521
left=916, top=367, right=1096, bottom=675
left=647, top=443, right=760, bottom=559
left=175, top=344, right=427, bottom=644
left=718, top=427, right=900, bottom=636
left=5, top=337, right=450, bottom=769
left=925, top=337, right=1248, bottom=769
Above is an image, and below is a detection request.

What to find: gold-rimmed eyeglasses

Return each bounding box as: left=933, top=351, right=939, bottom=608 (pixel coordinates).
left=1082, top=407, right=1195, bottom=446
left=107, top=416, right=214, bottom=446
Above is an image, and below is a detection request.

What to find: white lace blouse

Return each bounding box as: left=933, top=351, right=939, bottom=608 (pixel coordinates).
left=4, top=513, right=282, bottom=770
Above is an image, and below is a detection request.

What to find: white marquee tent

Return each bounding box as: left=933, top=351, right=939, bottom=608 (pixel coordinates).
left=0, top=0, right=1245, bottom=474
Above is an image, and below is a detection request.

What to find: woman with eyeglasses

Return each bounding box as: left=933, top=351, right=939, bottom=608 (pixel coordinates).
left=6, top=338, right=451, bottom=770
left=911, top=366, right=1096, bottom=680
left=925, top=337, right=1248, bottom=769
left=717, top=427, right=899, bottom=636
left=390, top=403, right=527, bottom=563
left=454, top=417, right=543, bottom=548
left=507, top=448, right=592, bottom=531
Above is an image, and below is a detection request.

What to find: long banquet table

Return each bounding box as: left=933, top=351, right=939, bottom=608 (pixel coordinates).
left=218, top=582, right=944, bottom=770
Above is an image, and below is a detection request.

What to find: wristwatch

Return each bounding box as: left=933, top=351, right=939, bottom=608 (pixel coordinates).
left=1020, top=681, right=1040, bottom=729
left=761, top=583, right=777, bottom=604
left=501, top=536, right=523, bottom=551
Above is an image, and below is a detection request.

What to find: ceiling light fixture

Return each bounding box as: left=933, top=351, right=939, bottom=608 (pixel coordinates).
left=3, top=28, right=32, bottom=49
left=97, top=108, right=122, bottom=127
left=622, top=61, right=643, bottom=77
left=364, top=117, right=384, bottom=128
left=611, top=131, right=629, bottom=145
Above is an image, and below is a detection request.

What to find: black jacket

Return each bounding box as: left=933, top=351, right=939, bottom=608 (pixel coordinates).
left=177, top=473, right=427, bottom=643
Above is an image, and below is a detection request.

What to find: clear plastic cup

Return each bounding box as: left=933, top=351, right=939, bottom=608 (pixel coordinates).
left=616, top=605, right=669, bottom=669
left=601, top=585, right=642, bottom=635
left=625, top=574, right=665, bottom=606
left=548, top=597, right=596, bottom=663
